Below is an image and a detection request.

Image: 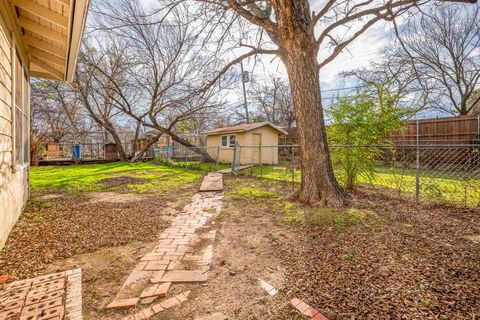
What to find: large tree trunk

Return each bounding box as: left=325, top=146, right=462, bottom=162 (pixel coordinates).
left=283, top=48, right=345, bottom=207
left=109, top=129, right=129, bottom=161
left=268, top=0, right=345, bottom=207
left=131, top=132, right=162, bottom=162
left=167, top=130, right=214, bottom=162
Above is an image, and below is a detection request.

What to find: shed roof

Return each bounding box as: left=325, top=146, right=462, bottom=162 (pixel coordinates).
left=202, top=122, right=287, bottom=135
left=3, top=0, right=90, bottom=82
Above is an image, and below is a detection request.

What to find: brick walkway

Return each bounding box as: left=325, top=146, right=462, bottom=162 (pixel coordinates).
left=107, top=174, right=224, bottom=318
left=0, top=174, right=223, bottom=320
left=0, top=269, right=82, bottom=320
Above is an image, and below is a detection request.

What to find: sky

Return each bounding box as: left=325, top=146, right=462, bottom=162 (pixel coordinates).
left=136, top=0, right=396, bottom=106
left=135, top=0, right=459, bottom=121
left=243, top=21, right=394, bottom=102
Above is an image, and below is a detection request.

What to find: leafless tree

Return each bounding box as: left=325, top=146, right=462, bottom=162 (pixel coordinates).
left=160, top=0, right=476, bottom=206
left=83, top=0, right=233, bottom=162
left=341, top=51, right=431, bottom=114
left=74, top=45, right=139, bottom=161
left=251, top=76, right=295, bottom=129
left=30, top=80, right=94, bottom=163
left=390, top=4, right=480, bottom=115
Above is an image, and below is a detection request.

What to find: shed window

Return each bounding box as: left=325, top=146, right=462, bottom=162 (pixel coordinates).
left=221, top=135, right=228, bottom=147
left=229, top=135, right=236, bottom=147
left=220, top=135, right=237, bottom=148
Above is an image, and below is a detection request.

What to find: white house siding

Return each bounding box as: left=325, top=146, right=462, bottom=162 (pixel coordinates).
left=0, top=11, right=29, bottom=250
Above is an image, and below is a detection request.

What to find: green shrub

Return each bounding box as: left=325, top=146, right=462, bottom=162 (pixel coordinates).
left=328, top=83, right=408, bottom=189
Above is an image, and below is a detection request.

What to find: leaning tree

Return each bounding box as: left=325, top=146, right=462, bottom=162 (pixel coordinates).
left=83, top=0, right=233, bottom=162
left=169, top=0, right=477, bottom=206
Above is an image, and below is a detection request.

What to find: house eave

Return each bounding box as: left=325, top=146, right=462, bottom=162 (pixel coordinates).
left=64, top=0, right=89, bottom=82
left=5, top=0, right=90, bottom=82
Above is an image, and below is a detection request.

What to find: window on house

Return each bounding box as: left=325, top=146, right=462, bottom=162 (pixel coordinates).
left=221, top=135, right=228, bottom=147
left=23, top=75, right=29, bottom=163
left=13, top=53, right=29, bottom=165
left=221, top=135, right=236, bottom=148
left=229, top=135, right=236, bottom=147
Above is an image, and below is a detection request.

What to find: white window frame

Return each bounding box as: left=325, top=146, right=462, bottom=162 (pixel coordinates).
left=12, top=44, right=29, bottom=168
left=220, top=134, right=237, bottom=148
left=221, top=135, right=228, bottom=147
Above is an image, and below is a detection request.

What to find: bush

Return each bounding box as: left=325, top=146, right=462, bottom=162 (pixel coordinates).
left=328, top=83, right=408, bottom=189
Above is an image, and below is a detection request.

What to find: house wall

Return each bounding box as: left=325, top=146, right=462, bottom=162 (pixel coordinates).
left=0, top=11, right=29, bottom=250
left=205, top=126, right=280, bottom=165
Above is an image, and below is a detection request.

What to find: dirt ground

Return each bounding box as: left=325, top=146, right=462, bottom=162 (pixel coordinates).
left=0, top=185, right=195, bottom=279
left=1, top=174, right=479, bottom=319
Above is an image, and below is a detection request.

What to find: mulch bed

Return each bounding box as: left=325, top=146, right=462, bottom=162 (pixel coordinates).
left=276, top=187, right=480, bottom=319
left=0, top=194, right=181, bottom=279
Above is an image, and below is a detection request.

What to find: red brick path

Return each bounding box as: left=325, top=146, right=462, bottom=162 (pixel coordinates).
left=107, top=189, right=223, bottom=317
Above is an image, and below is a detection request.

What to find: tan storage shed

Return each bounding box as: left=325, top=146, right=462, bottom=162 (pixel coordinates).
left=203, top=122, right=287, bottom=165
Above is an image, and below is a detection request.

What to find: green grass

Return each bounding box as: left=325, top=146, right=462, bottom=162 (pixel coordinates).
left=229, top=186, right=280, bottom=201
left=282, top=201, right=370, bottom=228
left=245, top=164, right=480, bottom=206
left=154, top=159, right=230, bottom=172
left=30, top=162, right=203, bottom=194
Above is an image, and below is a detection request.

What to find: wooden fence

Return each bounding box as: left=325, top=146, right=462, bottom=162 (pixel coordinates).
left=390, top=116, right=480, bottom=144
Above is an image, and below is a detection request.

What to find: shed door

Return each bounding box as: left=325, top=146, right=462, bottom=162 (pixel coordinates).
left=252, top=133, right=262, bottom=164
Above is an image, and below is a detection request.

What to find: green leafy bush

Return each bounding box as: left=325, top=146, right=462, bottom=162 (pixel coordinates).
left=328, top=83, right=408, bottom=189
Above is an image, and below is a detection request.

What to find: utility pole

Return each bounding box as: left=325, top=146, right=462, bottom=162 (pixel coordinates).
left=240, top=60, right=250, bottom=123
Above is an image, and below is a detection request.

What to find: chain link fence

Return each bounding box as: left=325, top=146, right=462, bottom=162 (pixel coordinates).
left=238, top=143, right=480, bottom=207
left=152, top=141, right=480, bottom=207
left=47, top=139, right=479, bottom=207
left=38, top=142, right=160, bottom=163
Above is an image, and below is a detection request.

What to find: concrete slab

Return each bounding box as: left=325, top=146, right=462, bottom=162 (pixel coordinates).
left=199, top=173, right=223, bottom=192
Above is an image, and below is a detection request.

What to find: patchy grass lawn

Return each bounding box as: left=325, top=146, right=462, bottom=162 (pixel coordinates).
left=153, top=159, right=231, bottom=172
left=1, top=161, right=479, bottom=319
left=244, top=164, right=480, bottom=206
left=30, top=162, right=204, bottom=194
left=1, top=161, right=207, bottom=279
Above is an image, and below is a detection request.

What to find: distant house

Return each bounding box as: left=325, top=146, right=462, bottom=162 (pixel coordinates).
left=0, top=0, right=89, bottom=249
left=203, top=122, right=287, bottom=165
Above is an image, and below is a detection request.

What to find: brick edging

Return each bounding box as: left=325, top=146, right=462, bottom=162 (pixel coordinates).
left=289, top=298, right=329, bottom=320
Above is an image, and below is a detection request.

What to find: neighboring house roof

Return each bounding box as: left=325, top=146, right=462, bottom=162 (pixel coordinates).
left=202, top=122, right=288, bottom=135
left=3, top=0, right=90, bottom=82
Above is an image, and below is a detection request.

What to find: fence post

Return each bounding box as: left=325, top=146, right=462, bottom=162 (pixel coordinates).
left=415, top=120, right=420, bottom=202
left=232, top=143, right=237, bottom=174
left=291, top=146, right=295, bottom=191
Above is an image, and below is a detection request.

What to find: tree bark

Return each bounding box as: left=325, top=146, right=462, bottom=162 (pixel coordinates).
left=130, top=132, right=161, bottom=162
left=108, top=127, right=129, bottom=161
left=259, top=1, right=345, bottom=207
left=167, top=130, right=214, bottom=162
left=283, top=52, right=345, bottom=206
